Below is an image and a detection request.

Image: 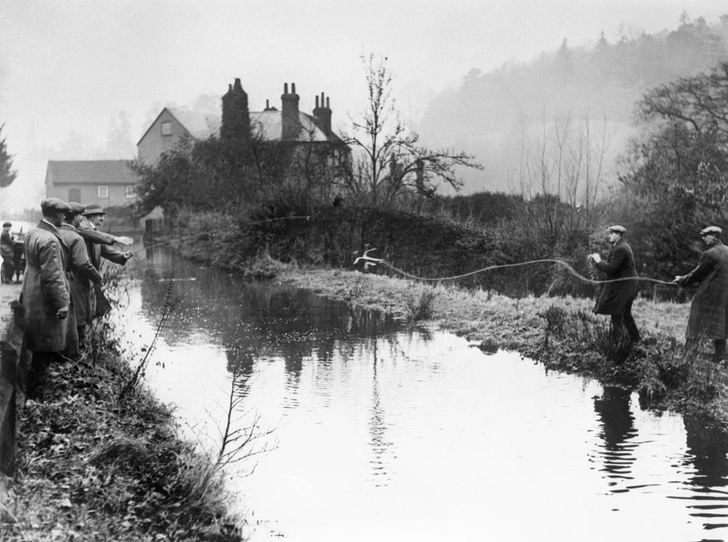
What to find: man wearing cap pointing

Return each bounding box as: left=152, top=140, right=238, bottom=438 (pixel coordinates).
left=674, top=226, right=728, bottom=362
left=588, top=225, right=641, bottom=344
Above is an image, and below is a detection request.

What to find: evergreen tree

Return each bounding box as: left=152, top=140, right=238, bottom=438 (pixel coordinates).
left=0, top=124, right=17, bottom=188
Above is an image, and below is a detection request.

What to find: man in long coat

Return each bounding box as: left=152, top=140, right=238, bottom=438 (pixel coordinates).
left=22, top=198, right=71, bottom=393
left=75, top=203, right=133, bottom=319
left=674, top=226, right=728, bottom=361
left=589, top=225, right=641, bottom=343
left=58, top=202, right=102, bottom=354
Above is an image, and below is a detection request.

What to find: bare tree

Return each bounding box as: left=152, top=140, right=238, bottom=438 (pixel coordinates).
left=342, top=52, right=482, bottom=206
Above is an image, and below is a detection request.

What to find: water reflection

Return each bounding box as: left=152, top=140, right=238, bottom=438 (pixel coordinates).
left=592, top=386, right=639, bottom=491
left=678, top=415, right=728, bottom=531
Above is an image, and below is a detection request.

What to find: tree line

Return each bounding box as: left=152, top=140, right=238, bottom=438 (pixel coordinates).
left=129, top=52, right=728, bottom=299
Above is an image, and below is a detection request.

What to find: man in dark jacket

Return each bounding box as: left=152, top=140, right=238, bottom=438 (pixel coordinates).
left=674, top=226, right=728, bottom=362
left=589, top=225, right=640, bottom=343
left=1, top=222, right=14, bottom=283
left=22, top=199, right=71, bottom=395
left=58, top=203, right=103, bottom=355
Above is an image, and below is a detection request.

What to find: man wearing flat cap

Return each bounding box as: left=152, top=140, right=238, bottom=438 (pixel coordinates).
left=674, top=226, right=728, bottom=362
left=75, top=203, right=133, bottom=319
left=589, top=225, right=641, bottom=344
left=58, top=202, right=102, bottom=354
left=22, top=198, right=72, bottom=395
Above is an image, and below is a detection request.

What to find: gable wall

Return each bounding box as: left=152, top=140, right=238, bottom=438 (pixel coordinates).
left=137, top=109, right=192, bottom=164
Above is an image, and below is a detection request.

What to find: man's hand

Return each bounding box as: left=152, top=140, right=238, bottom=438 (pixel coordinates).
left=673, top=275, right=684, bottom=284
left=115, top=235, right=134, bottom=246
left=56, top=305, right=69, bottom=319
left=123, top=251, right=134, bottom=262
left=589, top=253, right=602, bottom=263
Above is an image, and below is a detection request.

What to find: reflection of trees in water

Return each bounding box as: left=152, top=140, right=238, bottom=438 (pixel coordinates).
left=139, top=248, right=432, bottom=483
left=591, top=386, right=639, bottom=491
left=138, top=249, right=402, bottom=364
left=679, top=415, right=728, bottom=530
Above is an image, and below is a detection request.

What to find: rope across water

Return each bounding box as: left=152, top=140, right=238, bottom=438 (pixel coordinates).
left=380, top=258, right=676, bottom=286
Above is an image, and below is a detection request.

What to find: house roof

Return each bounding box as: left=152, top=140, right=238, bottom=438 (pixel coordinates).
left=138, top=107, right=341, bottom=145
left=167, top=108, right=220, bottom=139
left=46, top=160, right=136, bottom=186
left=251, top=111, right=331, bottom=141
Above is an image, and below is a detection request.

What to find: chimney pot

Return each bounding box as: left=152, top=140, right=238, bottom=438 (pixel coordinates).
left=292, top=82, right=296, bottom=94
left=284, top=83, right=288, bottom=94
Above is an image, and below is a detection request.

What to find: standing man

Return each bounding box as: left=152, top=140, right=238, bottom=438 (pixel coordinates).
left=673, top=226, right=728, bottom=362
left=22, top=198, right=71, bottom=394
left=58, top=203, right=102, bottom=354
left=589, top=225, right=641, bottom=344
left=75, top=203, right=133, bottom=319
left=1, top=222, right=14, bottom=283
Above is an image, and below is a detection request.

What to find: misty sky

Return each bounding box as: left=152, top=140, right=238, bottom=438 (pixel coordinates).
left=0, top=0, right=724, bottom=212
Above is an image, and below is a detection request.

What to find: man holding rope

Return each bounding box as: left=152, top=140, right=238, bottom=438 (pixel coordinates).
left=673, top=226, right=728, bottom=362
left=589, top=225, right=641, bottom=345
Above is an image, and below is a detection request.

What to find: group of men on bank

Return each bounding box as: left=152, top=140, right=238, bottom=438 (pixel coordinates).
left=590, top=223, right=728, bottom=362
left=23, top=198, right=134, bottom=394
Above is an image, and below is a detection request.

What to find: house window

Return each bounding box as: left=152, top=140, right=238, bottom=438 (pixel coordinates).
left=68, top=188, right=81, bottom=203
left=98, top=185, right=109, bottom=199
left=161, top=121, right=173, bottom=136
left=125, top=185, right=137, bottom=199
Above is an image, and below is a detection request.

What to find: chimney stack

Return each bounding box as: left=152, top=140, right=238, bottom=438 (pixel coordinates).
left=281, top=82, right=300, bottom=140
left=221, top=77, right=251, bottom=142
left=312, top=91, right=332, bottom=136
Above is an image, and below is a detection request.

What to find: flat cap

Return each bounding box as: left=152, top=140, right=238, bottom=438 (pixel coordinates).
left=40, top=198, right=71, bottom=213
left=607, top=225, right=626, bottom=234
left=701, top=226, right=722, bottom=236
left=2, top=222, right=10, bottom=228
left=82, top=203, right=106, bottom=216
left=66, top=202, right=86, bottom=216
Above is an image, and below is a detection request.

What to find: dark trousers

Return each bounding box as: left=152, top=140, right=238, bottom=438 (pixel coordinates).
left=610, top=299, right=640, bottom=343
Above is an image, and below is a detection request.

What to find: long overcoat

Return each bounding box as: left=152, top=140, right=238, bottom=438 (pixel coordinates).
left=593, top=238, right=639, bottom=315
left=76, top=220, right=128, bottom=318
left=21, top=221, right=70, bottom=352
left=59, top=224, right=102, bottom=330
left=676, top=241, right=728, bottom=340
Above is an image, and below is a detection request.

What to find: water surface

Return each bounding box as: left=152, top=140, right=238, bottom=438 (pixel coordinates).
left=119, top=248, right=728, bottom=542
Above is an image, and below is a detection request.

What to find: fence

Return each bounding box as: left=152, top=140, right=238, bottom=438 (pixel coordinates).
left=0, top=301, right=28, bottom=477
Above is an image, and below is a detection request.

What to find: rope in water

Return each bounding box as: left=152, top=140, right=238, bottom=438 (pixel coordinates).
left=380, top=258, right=677, bottom=286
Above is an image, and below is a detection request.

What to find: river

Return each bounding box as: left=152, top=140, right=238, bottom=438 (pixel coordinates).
left=117, top=246, right=728, bottom=542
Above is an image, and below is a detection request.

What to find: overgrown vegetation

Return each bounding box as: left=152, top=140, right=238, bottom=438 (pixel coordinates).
left=2, top=267, right=247, bottom=541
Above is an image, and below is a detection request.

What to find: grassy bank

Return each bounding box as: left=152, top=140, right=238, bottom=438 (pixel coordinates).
left=1, top=299, right=244, bottom=541
left=275, top=265, right=728, bottom=422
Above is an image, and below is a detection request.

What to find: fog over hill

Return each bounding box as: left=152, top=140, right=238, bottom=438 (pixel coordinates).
left=419, top=13, right=728, bottom=195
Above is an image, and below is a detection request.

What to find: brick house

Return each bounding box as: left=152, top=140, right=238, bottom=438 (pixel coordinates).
left=137, top=79, right=348, bottom=165
left=45, top=160, right=138, bottom=208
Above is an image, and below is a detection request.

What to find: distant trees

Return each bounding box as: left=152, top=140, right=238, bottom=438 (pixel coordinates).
left=342, top=53, right=481, bottom=206
left=0, top=124, right=17, bottom=188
